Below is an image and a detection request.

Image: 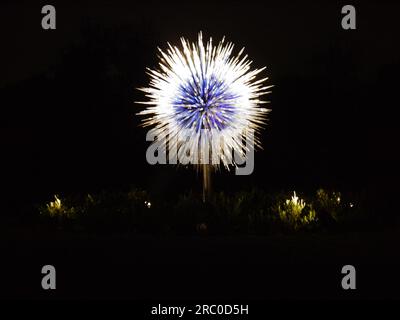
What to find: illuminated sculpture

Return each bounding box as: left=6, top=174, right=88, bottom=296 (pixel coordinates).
left=138, top=32, right=272, bottom=201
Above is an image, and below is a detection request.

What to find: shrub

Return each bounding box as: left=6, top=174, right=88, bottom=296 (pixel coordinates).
left=39, top=195, right=78, bottom=221
left=276, top=191, right=317, bottom=231
left=39, top=189, right=153, bottom=233
left=37, top=188, right=370, bottom=235
left=313, top=189, right=343, bottom=227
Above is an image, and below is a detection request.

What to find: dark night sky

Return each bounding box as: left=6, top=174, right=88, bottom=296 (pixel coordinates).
left=0, top=1, right=399, bottom=209
left=1, top=2, right=399, bottom=86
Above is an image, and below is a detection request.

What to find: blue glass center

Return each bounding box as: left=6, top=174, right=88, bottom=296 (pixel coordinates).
left=172, top=75, right=238, bottom=132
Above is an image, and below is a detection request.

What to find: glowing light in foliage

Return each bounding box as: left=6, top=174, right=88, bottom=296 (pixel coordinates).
left=48, top=195, right=62, bottom=210
left=137, top=32, right=272, bottom=169
left=286, top=191, right=306, bottom=212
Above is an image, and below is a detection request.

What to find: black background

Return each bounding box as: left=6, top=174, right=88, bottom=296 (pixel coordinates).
left=0, top=0, right=399, bottom=304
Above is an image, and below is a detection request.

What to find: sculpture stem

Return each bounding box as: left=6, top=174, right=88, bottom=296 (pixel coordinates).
left=202, top=164, right=212, bottom=203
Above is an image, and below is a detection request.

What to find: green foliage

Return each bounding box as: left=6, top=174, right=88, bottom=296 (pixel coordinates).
left=37, top=188, right=369, bottom=235
left=276, top=192, right=317, bottom=231
left=315, top=189, right=343, bottom=222
left=39, top=195, right=78, bottom=221
left=39, top=189, right=152, bottom=233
